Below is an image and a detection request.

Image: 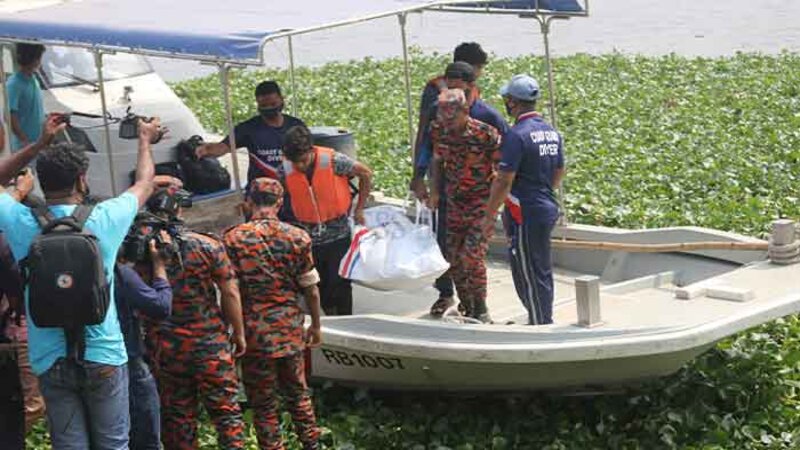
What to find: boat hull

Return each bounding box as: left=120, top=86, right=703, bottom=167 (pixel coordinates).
left=309, top=343, right=714, bottom=391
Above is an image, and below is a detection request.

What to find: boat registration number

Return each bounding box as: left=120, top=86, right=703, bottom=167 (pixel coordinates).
left=320, top=349, right=405, bottom=370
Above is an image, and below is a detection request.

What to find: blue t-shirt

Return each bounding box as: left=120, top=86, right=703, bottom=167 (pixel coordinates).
left=498, top=112, right=564, bottom=223
left=6, top=72, right=46, bottom=151
left=224, top=114, right=306, bottom=183
left=415, top=99, right=510, bottom=173
left=0, top=192, right=139, bottom=375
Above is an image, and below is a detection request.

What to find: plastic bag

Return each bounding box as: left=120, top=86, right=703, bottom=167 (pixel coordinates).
left=339, top=203, right=449, bottom=291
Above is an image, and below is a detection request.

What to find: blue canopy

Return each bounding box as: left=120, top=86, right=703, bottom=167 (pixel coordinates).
left=0, top=0, right=585, bottom=65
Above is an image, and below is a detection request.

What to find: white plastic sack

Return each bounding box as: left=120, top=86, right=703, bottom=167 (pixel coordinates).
left=339, top=204, right=449, bottom=291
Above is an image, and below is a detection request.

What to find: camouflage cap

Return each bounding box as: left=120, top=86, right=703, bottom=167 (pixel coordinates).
left=248, top=177, right=284, bottom=206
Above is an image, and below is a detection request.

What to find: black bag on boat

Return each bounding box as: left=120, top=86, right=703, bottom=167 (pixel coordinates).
left=176, top=136, right=231, bottom=195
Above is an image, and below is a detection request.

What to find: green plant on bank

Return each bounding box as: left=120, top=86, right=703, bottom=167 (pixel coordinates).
left=26, top=52, right=800, bottom=449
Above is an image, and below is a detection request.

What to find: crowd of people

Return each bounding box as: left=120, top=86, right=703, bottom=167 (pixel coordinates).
left=0, top=40, right=564, bottom=449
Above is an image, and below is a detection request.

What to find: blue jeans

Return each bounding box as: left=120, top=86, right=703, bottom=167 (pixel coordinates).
left=128, top=357, right=161, bottom=450
left=38, top=358, right=130, bottom=450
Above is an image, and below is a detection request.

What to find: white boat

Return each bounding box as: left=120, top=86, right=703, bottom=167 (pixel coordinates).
left=5, top=0, right=799, bottom=392
left=306, top=210, right=800, bottom=391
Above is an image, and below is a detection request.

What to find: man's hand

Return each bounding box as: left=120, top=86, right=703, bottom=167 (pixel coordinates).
left=427, top=191, right=440, bottom=211
left=138, top=117, right=165, bottom=145
left=353, top=209, right=366, bottom=226
left=12, top=169, right=35, bottom=201
left=154, top=175, right=183, bottom=190
left=231, top=331, right=247, bottom=358
left=305, top=325, right=322, bottom=348
left=39, top=113, right=68, bottom=146
left=410, top=177, right=429, bottom=202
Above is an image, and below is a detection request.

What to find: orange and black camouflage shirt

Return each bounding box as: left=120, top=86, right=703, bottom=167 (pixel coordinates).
left=431, top=117, right=501, bottom=201
left=159, top=232, right=236, bottom=340
left=224, top=218, right=317, bottom=358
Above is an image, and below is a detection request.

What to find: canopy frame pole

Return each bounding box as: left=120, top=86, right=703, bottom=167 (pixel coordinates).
left=537, top=15, right=558, bottom=128
left=535, top=15, right=569, bottom=226
left=0, top=45, right=10, bottom=155
left=94, top=50, right=118, bottom=196
left=398, top=13, right=415, bottom=166
left=288, top=35, right=298, bottom=116
left=218, top=63, right=243, bottom=194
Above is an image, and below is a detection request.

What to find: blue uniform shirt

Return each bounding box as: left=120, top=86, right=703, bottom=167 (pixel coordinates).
left=0, top=192, right=139, bottom=375
left=6, top=72, right=46, bottom=151
left=115, top=264, right=172, bottom=360
left=224, top=114, right=306, bottom=183
left=415, top=99, right=510, bottom=174
left=498, top=112, right=564, bottom=223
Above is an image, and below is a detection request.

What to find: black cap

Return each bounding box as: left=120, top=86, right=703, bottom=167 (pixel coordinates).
left=444, top=61, right=476, bottom=83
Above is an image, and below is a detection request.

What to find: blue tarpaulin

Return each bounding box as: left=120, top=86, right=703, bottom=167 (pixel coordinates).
left=0, top=0, right=585, bottom=64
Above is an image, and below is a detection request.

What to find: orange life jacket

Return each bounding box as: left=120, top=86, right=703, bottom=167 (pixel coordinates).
left=283, top=146, right=351, bottom=224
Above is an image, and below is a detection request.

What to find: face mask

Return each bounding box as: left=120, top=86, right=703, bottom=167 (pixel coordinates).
left=259, top=105, right=283, bottom=119
left=504, top=100, right=515, bottom=116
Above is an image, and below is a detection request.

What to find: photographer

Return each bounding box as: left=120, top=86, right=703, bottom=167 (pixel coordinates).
left=0, top=113, right=161, bottom=449
left=140, top=188, right=247, bottom=449
left=115, top=233, right=172, bottom=450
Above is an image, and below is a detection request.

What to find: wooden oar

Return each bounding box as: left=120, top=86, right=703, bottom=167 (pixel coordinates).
left=489, top=235, right=768, bottom=253
left=549, top=240, right=767, bottom=253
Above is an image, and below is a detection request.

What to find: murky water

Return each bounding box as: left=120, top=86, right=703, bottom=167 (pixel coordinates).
left=153, top=0, right=800, bottom=81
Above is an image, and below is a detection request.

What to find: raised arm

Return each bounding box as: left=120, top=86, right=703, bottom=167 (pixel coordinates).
left=125, top=118, right=162, bottom=207
left=0, top=114, right=65, bottom=185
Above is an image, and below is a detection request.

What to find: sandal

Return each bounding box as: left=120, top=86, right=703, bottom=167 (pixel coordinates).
left=457, top=301, right=472, bottom=317
left=430, top=297, right=455, bottom=317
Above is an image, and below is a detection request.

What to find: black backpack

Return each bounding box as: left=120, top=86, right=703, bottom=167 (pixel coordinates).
left=22, top=205, right=110, bottom=359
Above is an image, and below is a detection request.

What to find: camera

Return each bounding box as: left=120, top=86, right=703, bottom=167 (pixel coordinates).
left=119, top=108, right=165, bottom=144
left=122, top=212, right=183, bottom=265
left=146, top=187, right=193, bottom=217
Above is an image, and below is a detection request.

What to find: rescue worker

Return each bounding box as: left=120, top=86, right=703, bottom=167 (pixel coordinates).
left=429, top=89, right=501, bottom=323
left=224, top=178, right=323, bottom=450
left=279, top=125, right=372, bottom=316
left=196, top=81, right=306, bottom=183
left=411, top=60, right=509, bottom=317
left=485, top=75, right=565, bottom=325
left=143, top=188, right=247, bottom=449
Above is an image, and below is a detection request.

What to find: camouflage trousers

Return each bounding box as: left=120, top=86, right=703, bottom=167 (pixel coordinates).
left=241, top=351, right=320, bottom=450
left=153, top=335, right=245, bottom=450
left=446, top=199, right=490, bottom=316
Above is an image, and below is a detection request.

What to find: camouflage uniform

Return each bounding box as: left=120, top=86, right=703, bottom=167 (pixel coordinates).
left=224, top=178, right=321, bottom=450
left=146, top=231, right=245, bottom=450
left=431, top=91, right=502, bottom=317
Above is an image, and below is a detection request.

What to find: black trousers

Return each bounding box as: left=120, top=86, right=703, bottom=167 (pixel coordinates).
left=313, top=237, right=353, bottom=316
left=0, top=346, right=24, bottom=450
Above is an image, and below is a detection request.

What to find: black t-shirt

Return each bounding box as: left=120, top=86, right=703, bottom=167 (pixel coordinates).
left=223, top=114, right=306, bottom=183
